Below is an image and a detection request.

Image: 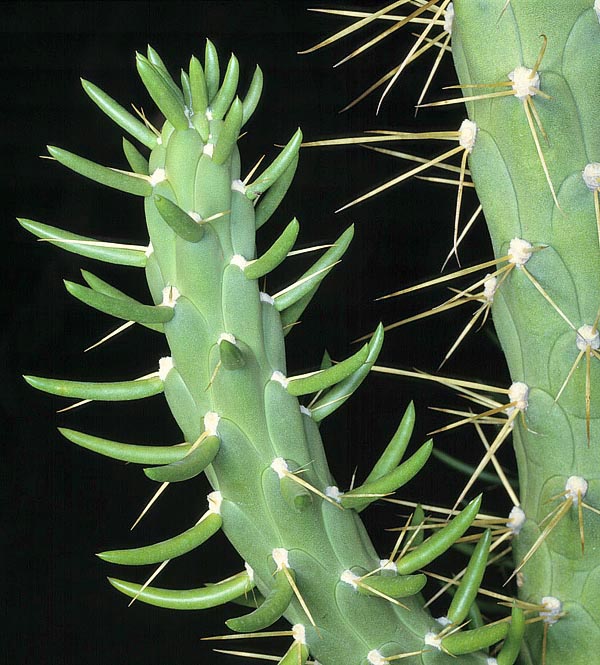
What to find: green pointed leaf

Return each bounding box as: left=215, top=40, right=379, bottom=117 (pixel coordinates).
left=241, top=65, right=263, bottom=126
left=364, top=400, right=415, bottom=483
left=64, top=280, right=174, bottom=324
left=447, top=529, right=492, bottom=625
left=189, top=55, right=208, bottom=116
left=244, top=218, right=299, bottom=280
left=396, top=495, right=482, bottom=575
left=48, top=146, right=152, bottom=196
left=275, top=225, right=354, bottom=311
left=441, top=620, right=509, bottom=656
left=204, top=39, right=220, bottom=102
left=18, top=218, right=147, bottom=268
left=144, top=435, right=220, bottom=482
left=210, top=53, right=239, bottom=120
left=287, top=342, right=369, bottom=396
left=213, top=97, right=243, bottom=165
left=58, top=427, right=191, bottom=464
left=81, top=78, right=158, bottom=149
left=246, top=128, right=303, bottom=199
left=341, top=439, right=433, bottom=511
left=24, top=374, right=164, bottom=401
left=356, top=572, right=426, bottom=599
left=154, top=194, right=204, bottom=242
left=255, top=154, right=298, bottom=229
left=122, top=137, right=149, bottom=175
left=108, top=570, right=253, bottom=610
left=226, top=568, right=294, bottom=633
left=98, top=512, right=222, bottom=565
left=310, top=323, right=384, bottom=422
left=136, top=53, right=188, bottom=131
left=219, top=339, right=245, bottom=370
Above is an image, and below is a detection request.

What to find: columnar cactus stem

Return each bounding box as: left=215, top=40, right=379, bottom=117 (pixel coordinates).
left=450, top=3, right=600, bottom=661
left=20, top=40, right=503, bottom=665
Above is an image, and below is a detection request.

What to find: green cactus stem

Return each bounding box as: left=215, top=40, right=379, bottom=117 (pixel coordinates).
left=21, top=39, right=513, bottom=665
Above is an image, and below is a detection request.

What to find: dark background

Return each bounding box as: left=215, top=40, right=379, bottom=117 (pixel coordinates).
left=3, top=2, right=511, bottom=664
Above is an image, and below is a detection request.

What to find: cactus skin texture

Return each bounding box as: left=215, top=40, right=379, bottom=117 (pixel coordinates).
left=20, top=42, right=503, bottom=665
left=451, top=2, right=600, bottom=662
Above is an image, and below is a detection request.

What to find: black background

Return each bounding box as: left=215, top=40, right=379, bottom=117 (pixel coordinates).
left=3, top=2, right=511, bottom=664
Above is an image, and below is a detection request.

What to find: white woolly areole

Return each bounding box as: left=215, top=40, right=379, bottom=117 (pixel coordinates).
left=379, top=559, right=397, bottom=573
left=507, top=506, right=526, bottom=535
left=204, top=411, right=220, bottom=436
left=483, top=275, right=498, bottom=302
left=508, top=237, right=533, bottom=266
left=509, top=66, right=540, bottom=100
left=271, top=370, right=289, bottom=388
left=230, top=254, right=249, bottom=270
left=595, top=0, right=600, bottom=21
left=565, top=476, right=588, bottom=505
left=161, top=285, right=180, bottom=308
left=207, top=490, right=222, bottom=514
left=367, top=650, right=386, bottom=665
left=203, top=143, right=214, bottom=157
left=156, top=136, right=163, bottom=146
left=540, top=596, right=562, bottom=624
left=325, top=486, right=343, bottom=502
left=271, top=457, right=289, bottom=478
left=341, top=569, right=359, bottom=589
left=260, top=292, right=274, bottom=305
left=583, top=163, right=600, bottom=190
left=487, top=659, right=499, bottom=665
left=158, top=356, right=174, bottom=381
left=188, top=211, right=202, bottom=223
left=444, top=2, right=454, bottom=34
left=231, top=179, right=247, bottom=194
left=300, top=405, right=312, bottom=417
left=292, top=624, right=306, bottom=645
left=576, top=324, right=600, bottom=351
left=205, top=109, right=214, bottom=121
left=218, top=332, right=236, bottom=346
left=149, top=167, right=167, bottom=186
left=244, top=562, right=255, bottom=582
left=508, top=381, right=529, bottom=412
left=272, top=547, right=289, bottom=571
left=424, top=632, right=442, bottom=650
left=458, top=119, right=478, bottom=153
left=145, top=242, right=154, bottom=258
left=436, top=615, right=452, bottom=627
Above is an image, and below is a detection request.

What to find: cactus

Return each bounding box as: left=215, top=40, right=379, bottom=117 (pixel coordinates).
left=303, top=1, right=600, bottom=663
left=15, top=2, right=600, bottom=665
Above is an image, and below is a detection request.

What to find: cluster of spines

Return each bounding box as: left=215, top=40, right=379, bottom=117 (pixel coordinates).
left=20, top=36, right=536, bottom=665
